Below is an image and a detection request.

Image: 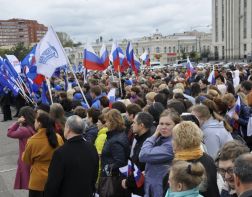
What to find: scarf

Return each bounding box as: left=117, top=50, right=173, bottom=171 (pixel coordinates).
left=175, top=147, right=203, bottom=161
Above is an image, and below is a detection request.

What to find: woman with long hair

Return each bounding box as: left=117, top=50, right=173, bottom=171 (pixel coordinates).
left=139, top=109, right=180, bottom=197
left=7, top=106, right=36, bottom=190
left=49, top=103, right=66, bottom=140
left=22, top=112, right=64, bottom=197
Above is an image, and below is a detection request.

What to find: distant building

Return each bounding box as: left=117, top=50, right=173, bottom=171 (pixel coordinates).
left=212, top=0, right=252, bottom=61
left=0, top=18, right=48, bottom=47
left=66, top=30, right=213, bottom=65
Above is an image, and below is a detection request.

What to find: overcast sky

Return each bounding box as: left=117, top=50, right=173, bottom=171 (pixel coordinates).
left=1, top=0, right=212, bottom=43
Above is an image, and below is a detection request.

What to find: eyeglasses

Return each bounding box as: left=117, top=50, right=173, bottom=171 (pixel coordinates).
left=218, top=167, right=234, bottom=176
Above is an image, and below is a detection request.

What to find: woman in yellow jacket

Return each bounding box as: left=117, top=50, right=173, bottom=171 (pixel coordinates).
left=22, top=111, right=64, bottom=197
left=94, top=114, right=108, bottom=180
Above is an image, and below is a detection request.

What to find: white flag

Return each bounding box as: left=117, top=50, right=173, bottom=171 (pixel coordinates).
left=35, top=27, right=68, bottom=78
left=5, top=55, right=21, bottom=74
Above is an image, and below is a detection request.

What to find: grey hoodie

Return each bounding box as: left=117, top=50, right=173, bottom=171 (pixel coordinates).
left=201, top=117, right=233, bottom=159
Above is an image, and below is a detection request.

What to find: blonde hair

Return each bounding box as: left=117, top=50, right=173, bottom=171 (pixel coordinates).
left=222, top=93, right=236, bottom=106
left=106, top=109, right=125, bottom=131
left=172, top=121, right=203, bottom=149
left=170, top=160, right=205, bottom=190
left=158, top=83, right=168, bottom=91
left=145, top=92, right=157, bottom=102
left=207, top=89, right=220, bottom=98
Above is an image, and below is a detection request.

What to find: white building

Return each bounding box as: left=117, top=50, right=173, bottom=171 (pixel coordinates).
left=66, top=30, right=212, bottom=66
left=212, top=0, right=252, bottom=61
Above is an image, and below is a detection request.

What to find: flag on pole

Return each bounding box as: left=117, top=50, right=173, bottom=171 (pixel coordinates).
left=35, top=27, right=68, bottom=78
left=110, top=42, right=120, bottom=72
left=140, top=50, right=150, bottom=66
left=126, top=42, right=140, bottom=76
left=21, top=44, right=37, bottom=69
left=118, top=47, right=129, bottom=72
left=83, top=45, right=108, bottom=71
left=185, top=57, right=194, bottom=79
left=5, top=55, right=21, bottom=75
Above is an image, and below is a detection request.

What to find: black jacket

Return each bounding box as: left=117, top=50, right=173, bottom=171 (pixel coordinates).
left=163, top=153, right=220, bottom=197
left=44, top=135, right=99, bottom=197
left=126, top=130, right=151, bottom=195
left=190, top=153, right=220, bottom=197
left=101, top=129, right=129, bottom=176
left=85, top=124, right=98, bottom=144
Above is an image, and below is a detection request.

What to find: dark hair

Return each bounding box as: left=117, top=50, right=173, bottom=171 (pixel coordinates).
left=36, top=103, right=50, bottom=113
left=90, top=86, right=102, bottom=96
left=19, top=106, right=35, bottom=129
left=112, top=101, right=126, bottom=113
left=234, top=153, right=252, bottom=183
left=200, top=78, right=209, bottom=86
left=181, top=113, right=200, bottom=127
left=100, top=96, right=109, bottom=108
left=60, top=99, right=73, bottom=112
left=167, top=99, right=187, bottom=115
left=36, top=112, right=59, bottom=148
left=135, top=112, right=154, bottom=129
left=191, top=83, right=201, bottom=98
left=126, top=104, right=142, bottom=116
left=159, top=88, right=173, bottom=100
left=87, top=107, right=101, bottom=124
left=131, top=86, right=140, bottom=94
left=134, top=98, right=146, bottom=108
left=217, top=140, right=250, bottom=162
left=148, top=102, right=165, bottom=123
left=154, top=93, right=167, bottom=108
left=226, top=81, right=235, bottom=95
left=241, top=80, right=252, bottom=91
left=73, top=106, right=87, bottom=119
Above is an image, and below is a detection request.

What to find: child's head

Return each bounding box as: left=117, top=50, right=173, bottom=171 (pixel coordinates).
left=169, top=160, right=205, bottom=192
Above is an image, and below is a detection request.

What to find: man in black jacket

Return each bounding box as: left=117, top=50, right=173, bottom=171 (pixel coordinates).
left=121, top=112, right=153, bottom=196
left=44, top=115, right=99, bottom=197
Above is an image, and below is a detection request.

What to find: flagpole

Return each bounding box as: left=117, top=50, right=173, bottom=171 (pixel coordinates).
left=50, top=26, right=90, bottom=108
left=118, top=67, right=123, bottom=98
left=46, top=77, right=53, bottom=104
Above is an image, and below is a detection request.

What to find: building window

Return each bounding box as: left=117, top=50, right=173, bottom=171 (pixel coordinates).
left=156, top=47, right=160, bottom=53
left=147, top=48, right=150, bottom=53
left=192, top=46, right=195, bottom=51
left=244, top=44, right=247, bottom=52
left=169, top=47, right=171, bottom=53
left=164, top=47, right=167, bottom=53
left=173, top=46, right=176, bottom=53
left=222, top=46, right=225, bottom=59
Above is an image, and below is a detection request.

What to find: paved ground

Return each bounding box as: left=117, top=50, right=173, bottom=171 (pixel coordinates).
left=0, top=110, right=28, bottom=197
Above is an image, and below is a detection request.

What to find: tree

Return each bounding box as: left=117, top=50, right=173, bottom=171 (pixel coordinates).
left=11, top=42, right=31, bottom=61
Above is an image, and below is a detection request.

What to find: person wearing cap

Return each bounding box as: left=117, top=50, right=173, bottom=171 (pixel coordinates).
left=44, top=115, right=99, bottom=197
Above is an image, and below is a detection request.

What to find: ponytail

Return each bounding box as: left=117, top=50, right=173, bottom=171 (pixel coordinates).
left=36, top=112, right=59, bottom=148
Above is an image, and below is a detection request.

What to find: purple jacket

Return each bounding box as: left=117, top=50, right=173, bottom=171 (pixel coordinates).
left=139, top=135, right=173, bottom=197
left=7, top=122, right=35, bottom=190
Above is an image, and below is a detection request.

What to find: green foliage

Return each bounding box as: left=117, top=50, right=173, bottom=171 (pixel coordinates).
left=0, top=42, right=31, bottom=61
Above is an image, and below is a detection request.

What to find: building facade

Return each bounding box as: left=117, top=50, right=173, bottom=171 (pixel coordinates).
left=0, top=18, right=47, bottom=47
left=66, top=30, right=212, bottom=66
left=212, top=0, right=252, bottom=61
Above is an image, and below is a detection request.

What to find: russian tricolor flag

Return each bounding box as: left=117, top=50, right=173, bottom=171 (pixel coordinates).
left=119, top=160, right=144, bottom=188
left=83, top=44, right=108, bottom=71
left=110, top=42, right=120, bottom=72
left=140, top=50, right=150, bottom=66
left=126, top=42, right=140, bottom=76
left=185, top=57, right=194, bottom=79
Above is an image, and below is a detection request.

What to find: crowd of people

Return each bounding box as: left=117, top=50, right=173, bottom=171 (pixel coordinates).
left=2, top=63, right=252, bottom=197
